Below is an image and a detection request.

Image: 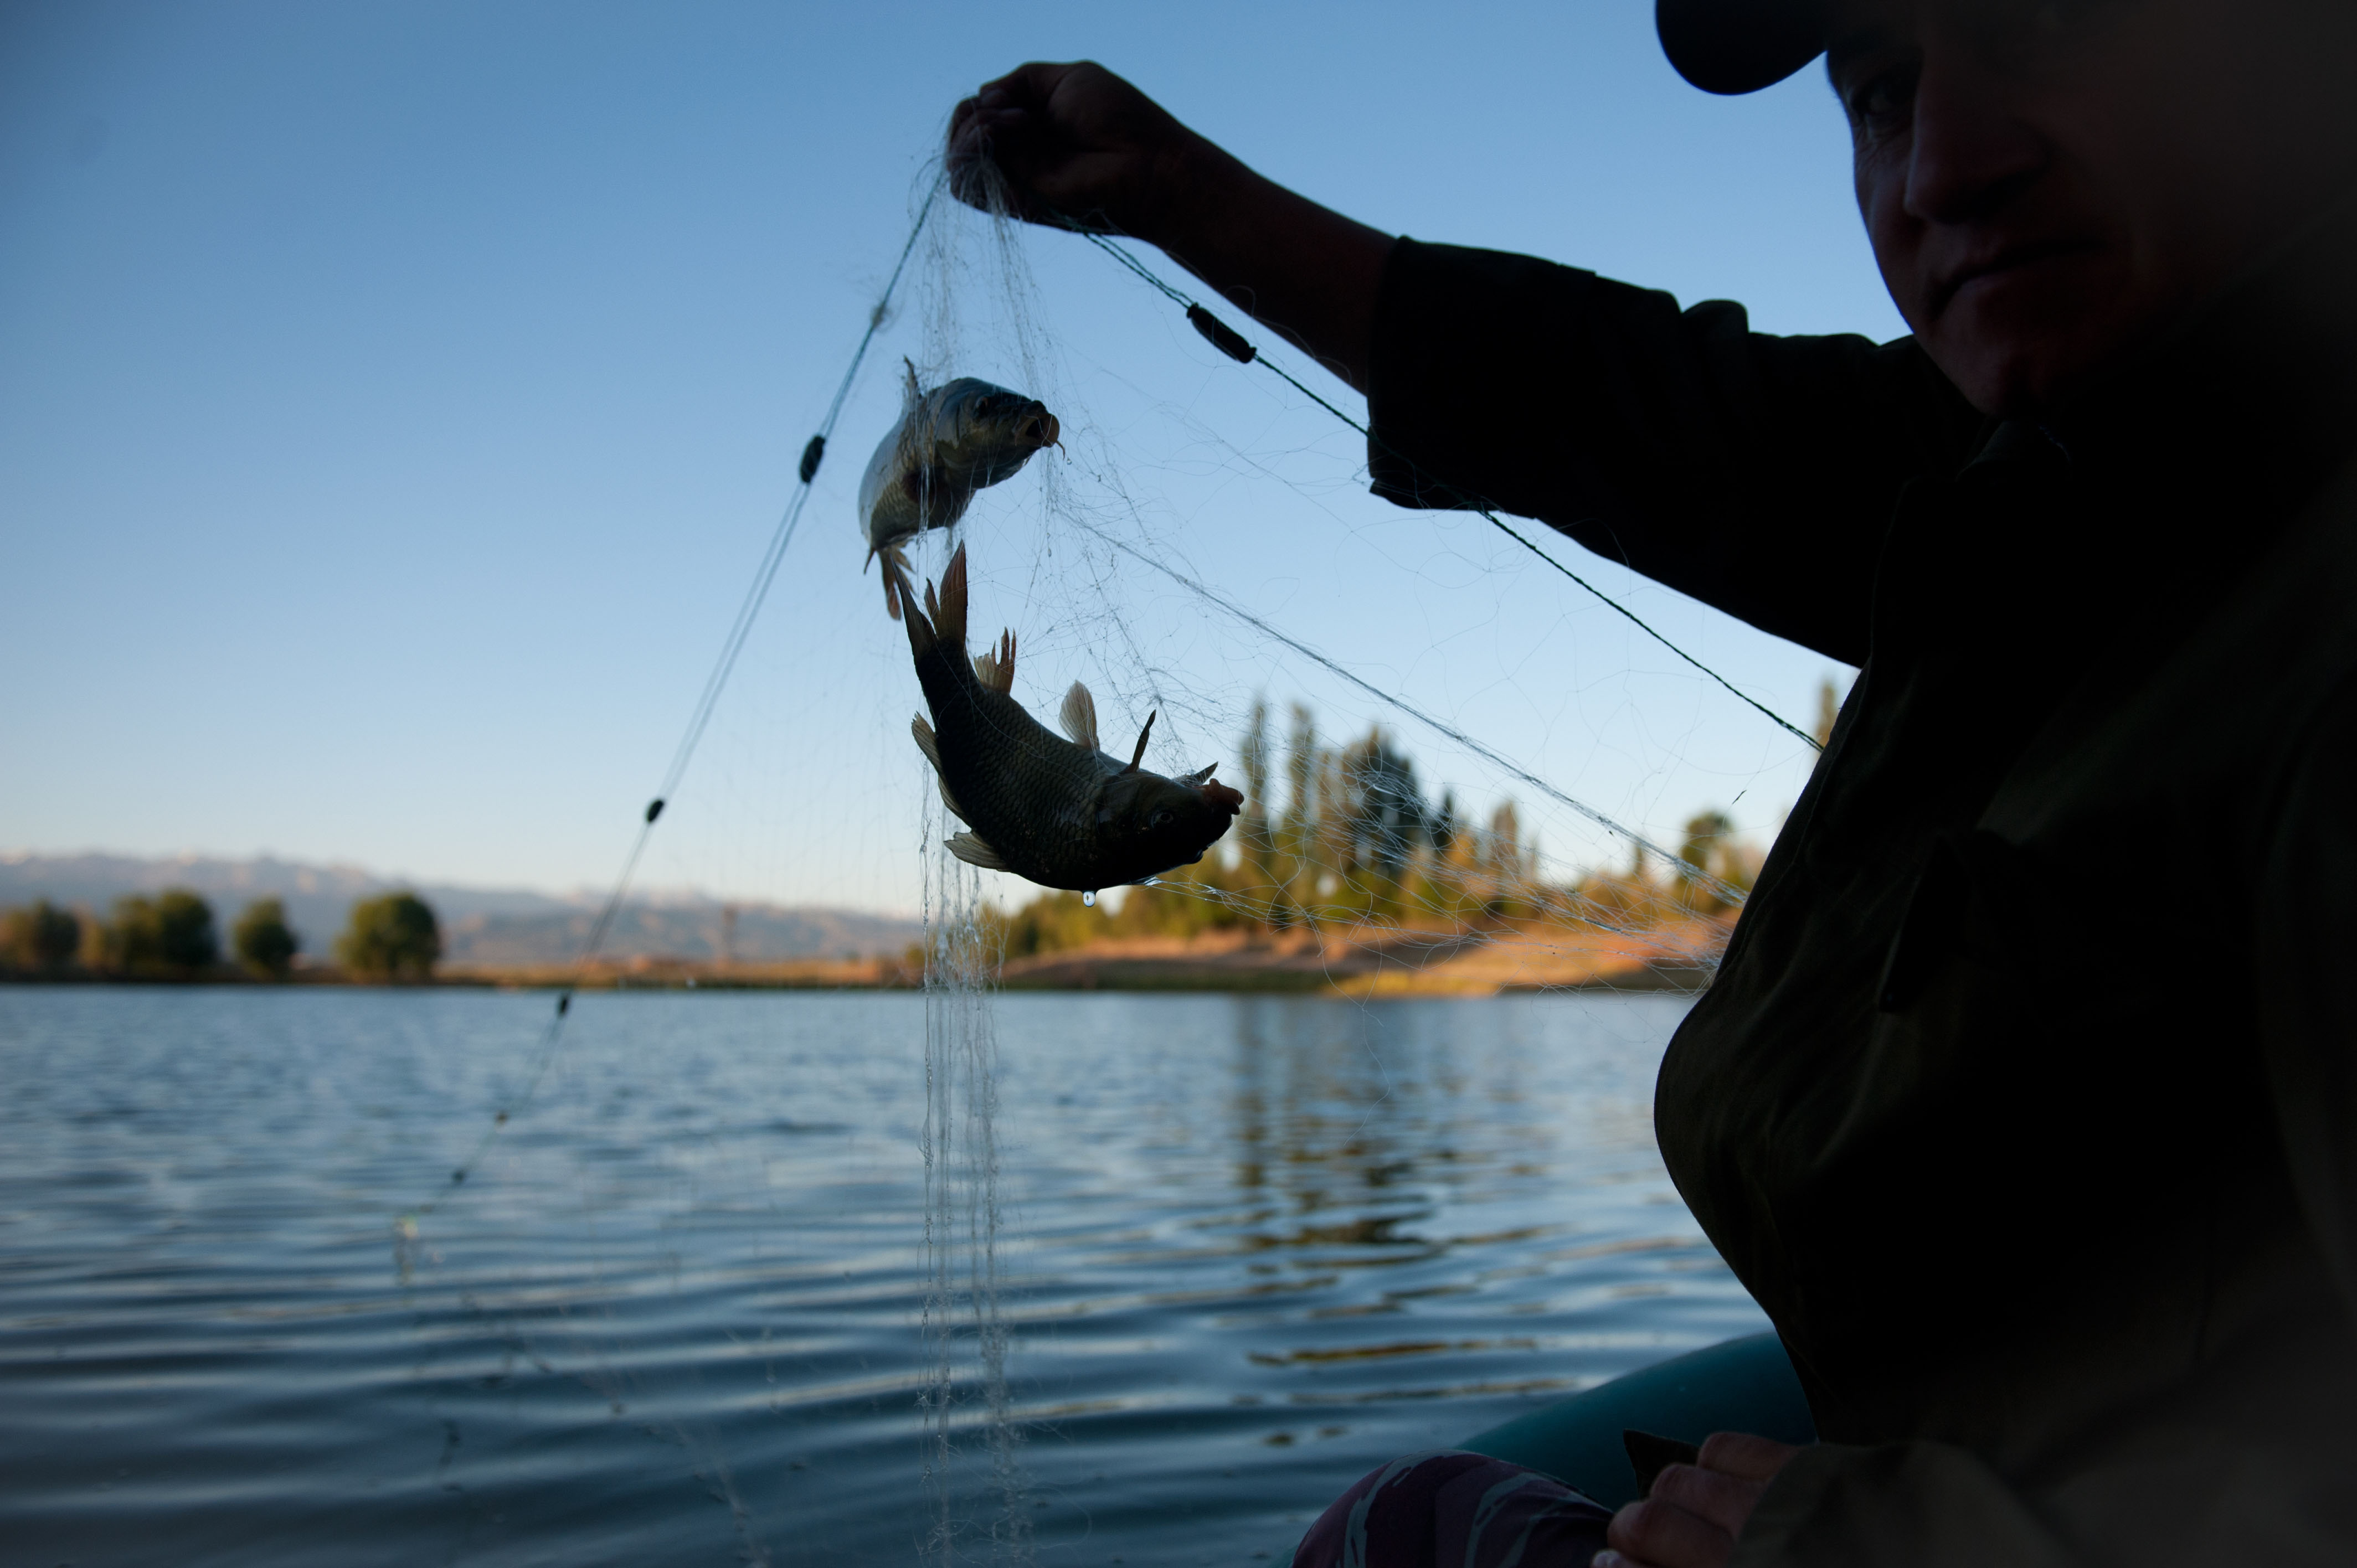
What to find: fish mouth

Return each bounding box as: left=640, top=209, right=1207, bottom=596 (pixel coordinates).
left=1200, top=780, right=1243, bottom=814
left=1019, top=409, right=1060, bottom=451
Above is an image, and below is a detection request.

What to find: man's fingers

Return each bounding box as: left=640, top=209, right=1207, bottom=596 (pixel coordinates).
left=1607, top=1497, right=1733, bottom=1568
left=1647, top=1462, right=1764, bottom=1537
left=1696, top=1431, right=1800, bottom=1483
left=977, top=60, right=1095, bottom=124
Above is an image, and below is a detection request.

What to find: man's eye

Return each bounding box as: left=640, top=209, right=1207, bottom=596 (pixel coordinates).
left=1844, top=63, right=1919, bottom=136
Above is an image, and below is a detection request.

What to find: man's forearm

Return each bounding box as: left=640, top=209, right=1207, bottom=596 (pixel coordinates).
left=1144, top=140, right=1392, bottom=392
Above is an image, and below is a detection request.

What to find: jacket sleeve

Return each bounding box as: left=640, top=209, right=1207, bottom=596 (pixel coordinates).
left=1364, top=238, right=1985, bottom=668
left=1732, top=1442, right=2081, bottom=1568
left=2253, top=672, right=2357, bottom=1323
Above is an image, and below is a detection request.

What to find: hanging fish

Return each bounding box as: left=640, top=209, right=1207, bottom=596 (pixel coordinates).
left=859, top=360, right=1059, bottom=617
left=888, top=544, right=1243, bottom=893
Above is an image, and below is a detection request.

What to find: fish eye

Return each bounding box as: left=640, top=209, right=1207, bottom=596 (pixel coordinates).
left=1150, top=808, right=1176, bottom=829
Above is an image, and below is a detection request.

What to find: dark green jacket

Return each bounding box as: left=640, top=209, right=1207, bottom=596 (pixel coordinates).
left=1368, top=204, right=2357, bottom=1565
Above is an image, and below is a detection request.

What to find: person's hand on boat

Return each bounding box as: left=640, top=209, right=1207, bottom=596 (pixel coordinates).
left=1593, top=1431, right=1798, bottom=1568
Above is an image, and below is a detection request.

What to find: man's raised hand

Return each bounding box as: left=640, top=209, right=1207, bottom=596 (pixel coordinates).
left=946, top=61, right=1210, bottom=243
left=946, top=59, right=1390, bottom=390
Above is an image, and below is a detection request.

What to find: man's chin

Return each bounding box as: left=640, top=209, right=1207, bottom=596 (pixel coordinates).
left=1926, top=313, right=2144, bottom=420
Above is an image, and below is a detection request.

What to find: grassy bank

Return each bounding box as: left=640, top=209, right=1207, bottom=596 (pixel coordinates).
left=1, top=915, right=1726, bottom=997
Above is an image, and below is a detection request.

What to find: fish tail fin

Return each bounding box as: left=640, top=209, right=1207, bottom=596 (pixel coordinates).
left=883, top=550, right=934, bottom=656
left=934, top=543, right=970, bottom=651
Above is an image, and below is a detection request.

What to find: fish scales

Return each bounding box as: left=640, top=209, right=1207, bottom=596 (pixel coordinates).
left=919, top=649, right=1104, bottom=888
left=889, top=546, right=1242, bottom=893
left=859, top=362, right=1058, bottom=619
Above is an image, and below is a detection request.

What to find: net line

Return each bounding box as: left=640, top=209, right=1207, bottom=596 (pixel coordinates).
left=1051, top=509, right=1749, bottom=909
left=403, top=172, right=948, bottom=1221
left=1067, top=225, right=1824, bottom=756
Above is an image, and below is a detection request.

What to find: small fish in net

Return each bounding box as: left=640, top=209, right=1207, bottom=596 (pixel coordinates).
left=858, top=358, right=1059, bottom=617
left=888, top=543, right=1243, bottom=894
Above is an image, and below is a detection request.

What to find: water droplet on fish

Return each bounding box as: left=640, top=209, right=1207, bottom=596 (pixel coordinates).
left=1082, top=890, right=1096, bottom=907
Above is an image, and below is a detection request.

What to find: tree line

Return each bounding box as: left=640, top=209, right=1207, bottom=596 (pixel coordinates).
left=986, top=698, right=1763, bottom=960
left=1, top=889, right=445, bottom=982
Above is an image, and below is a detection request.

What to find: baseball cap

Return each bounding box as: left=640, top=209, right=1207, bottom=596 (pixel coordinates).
left=1656, top=0, right=1833, bottom=95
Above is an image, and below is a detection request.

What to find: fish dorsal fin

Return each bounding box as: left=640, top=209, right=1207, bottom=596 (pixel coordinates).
left=972, top=630, right=1016, bottom=694
left=1059, top=682, right=1100, bottom=752
left=932, top=544, right=969, bottom=649
left=945, top=832, right=1007, bottom=872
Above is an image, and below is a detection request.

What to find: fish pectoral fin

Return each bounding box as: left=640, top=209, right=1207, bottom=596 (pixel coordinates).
left=1059, top=681, right=1100, bottom=753
left=971, top=630, right=1016, bottom=694
left=945, top=832, right=1009, bottom=872
left=936, top=774, right=969, bottom=824
left=1121, top=710, right=1157, bottom=775
left=912, top=714, right=968, bottom=822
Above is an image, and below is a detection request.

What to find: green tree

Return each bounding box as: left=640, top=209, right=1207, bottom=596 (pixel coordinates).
left=3, top=900, right=83, bottom=973
left=233, top=898, right=301, bottom=979
left=1483, top=801, right=1535, bottom=919
left=1274, top=703, right=1321, bottom=927
left=1674, top=809, right=1757, bottom=915
left=337, top=892, right=442, bottom=980
left=107, top=889, right=220, bottom=976
left=1235, top=698, right=1274, bottom=890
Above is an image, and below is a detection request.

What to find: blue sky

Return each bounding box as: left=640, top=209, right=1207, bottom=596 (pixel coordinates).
left=1, top=1, right=1903, bottom=912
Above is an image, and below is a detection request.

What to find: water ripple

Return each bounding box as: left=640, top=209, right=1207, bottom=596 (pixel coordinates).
left=0, top=986, right=1764, bottom=1567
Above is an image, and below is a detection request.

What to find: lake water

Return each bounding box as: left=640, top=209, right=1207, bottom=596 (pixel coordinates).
left=0, top=986, right=1766, bottom=1567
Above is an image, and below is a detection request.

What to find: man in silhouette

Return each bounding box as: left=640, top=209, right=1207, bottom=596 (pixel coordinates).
left=953, top=1, right=2357, bottom=1562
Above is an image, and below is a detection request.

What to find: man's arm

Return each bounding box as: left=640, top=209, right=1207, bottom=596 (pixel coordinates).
left=949, top=62, right=1984, bottom=666
left=948, top=61, right=1390, bottom=391
left=1366, top=239, right=1982, bottom=666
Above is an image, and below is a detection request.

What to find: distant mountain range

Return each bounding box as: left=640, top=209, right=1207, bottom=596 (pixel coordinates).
left=0, top=852, right=920, bottom=966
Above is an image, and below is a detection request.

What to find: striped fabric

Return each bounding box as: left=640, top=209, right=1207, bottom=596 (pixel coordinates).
left=1292, top=1451, right=1612, bottom=1568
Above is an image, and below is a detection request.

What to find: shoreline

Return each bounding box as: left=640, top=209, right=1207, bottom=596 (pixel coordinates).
left=1, top=915, right=1730, bottom=997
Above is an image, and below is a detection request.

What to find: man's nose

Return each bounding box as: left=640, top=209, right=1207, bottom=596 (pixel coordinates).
left=1902, top=49, right=2046, bottom=225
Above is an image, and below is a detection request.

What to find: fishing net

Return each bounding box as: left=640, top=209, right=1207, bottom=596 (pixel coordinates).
left=399, top=143, right=1843, bottom=1566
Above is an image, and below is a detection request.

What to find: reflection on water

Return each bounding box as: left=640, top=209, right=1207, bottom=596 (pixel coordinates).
left=0, top=987, right=1763, bottom=1567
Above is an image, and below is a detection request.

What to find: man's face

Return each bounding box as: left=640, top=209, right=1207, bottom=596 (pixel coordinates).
left=1830, top=0, right=2357, bottom=417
